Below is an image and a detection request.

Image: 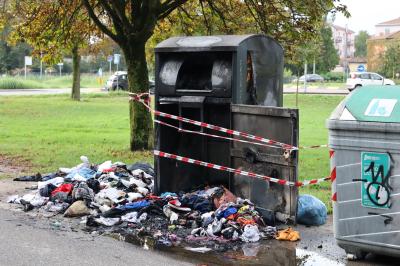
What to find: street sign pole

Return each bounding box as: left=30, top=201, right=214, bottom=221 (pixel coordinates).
left=304, top=60, right=308, bottom=93
left=113, top=54, right=121, bottom=90
left=24, top=56, right=32, bottom=79
left=40, top=51, right=43, bottom=79
left=116, top=63, right=119, bottom=90
left=107, top=55, right=113, bottom=75
left=57, top=62, right=63, bottom=77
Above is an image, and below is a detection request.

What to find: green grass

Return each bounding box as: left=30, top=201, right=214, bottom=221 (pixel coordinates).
left=0, top=94, right=344, bottom=212
left=0, top=74, right=106, bottom=89
left=285, top=94, right=345, bottom=212
left=0, top=93, right=150, bottom=174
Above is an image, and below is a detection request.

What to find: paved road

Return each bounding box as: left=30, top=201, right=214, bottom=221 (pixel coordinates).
left=0, top=207, right=193, bottom=266
left=284, top=87, right=349, bottom=95
left=0, top=88, right=104, bottom=96
left=0, top=87, right=348, bottom=96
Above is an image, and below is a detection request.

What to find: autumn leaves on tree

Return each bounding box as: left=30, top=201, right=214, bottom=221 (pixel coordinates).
left=1, top=0, right=348, bottom=151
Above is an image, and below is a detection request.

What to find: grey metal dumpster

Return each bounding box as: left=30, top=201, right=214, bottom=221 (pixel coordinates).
left=154, top=35, right=299, bottom=222
left=327, top=85, right=400, bottom=258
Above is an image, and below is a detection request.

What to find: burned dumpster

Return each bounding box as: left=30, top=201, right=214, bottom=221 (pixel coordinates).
left=154, top=35, right=298, bottom=222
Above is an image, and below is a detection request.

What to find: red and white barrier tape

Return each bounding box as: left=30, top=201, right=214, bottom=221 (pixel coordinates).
left=130, top=93, right=297, bottom=151
left=154, top=150, right=330, bottom=187
left=330, top=149, right=337, bottom=201
left=154, top=119, right=288, bottom=149
left=129, top=92, right=327, bottom=151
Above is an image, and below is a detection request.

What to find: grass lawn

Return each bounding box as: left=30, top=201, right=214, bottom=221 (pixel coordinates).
left=0, top=74, right=106, bottom=89
left=285, top=95, right=345, bottom=213
left=0, top=93, right=151, bottom=174
left=0, top=93, right=344, bottom=212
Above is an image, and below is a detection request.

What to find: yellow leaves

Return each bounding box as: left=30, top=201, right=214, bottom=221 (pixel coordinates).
left=7, top=0, right=99, bottom=59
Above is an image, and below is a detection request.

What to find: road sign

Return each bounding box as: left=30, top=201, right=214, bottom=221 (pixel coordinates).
left=107, top=55, right=113, bottom=62
left=357, top=64, right=365, bottom=72
left=113, top=54, right=121, bottom=64
left=361, top=152, right=391, bottom=209
left=24, top=56, right=32, bottom=66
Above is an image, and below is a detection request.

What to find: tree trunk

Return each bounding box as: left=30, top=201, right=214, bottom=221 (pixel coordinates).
left=123, top=41, right=153, bottom=151
left=71, top=45, right=81, bottom=101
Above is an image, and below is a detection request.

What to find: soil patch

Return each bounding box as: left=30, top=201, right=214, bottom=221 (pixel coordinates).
left=0, top=154, right=33, bottom=178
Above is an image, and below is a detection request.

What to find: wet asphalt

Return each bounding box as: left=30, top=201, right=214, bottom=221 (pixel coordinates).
left=0, top=179, right=397, bottom=266
left=0, top=207, right=195, bottom=266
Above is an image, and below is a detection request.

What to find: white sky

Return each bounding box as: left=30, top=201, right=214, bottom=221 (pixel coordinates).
left=334, top=0, right=400, bottom=35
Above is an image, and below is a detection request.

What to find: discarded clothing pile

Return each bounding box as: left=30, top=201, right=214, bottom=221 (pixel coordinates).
left=9, top=156, right=154, bottom=218
left=9, top=156, right=295, bottom=245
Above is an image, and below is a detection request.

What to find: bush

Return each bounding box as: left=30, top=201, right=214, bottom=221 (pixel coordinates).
left=321, top=72, right=344, bottom=82
left=0, top=74, right=103, bottom=89
left=283, top=68, right=295, bottom=83
left=0, top=78, right=30, bottom=89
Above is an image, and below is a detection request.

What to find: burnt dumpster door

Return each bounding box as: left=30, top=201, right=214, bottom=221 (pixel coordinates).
left=231, top=104, right=298, bottom=223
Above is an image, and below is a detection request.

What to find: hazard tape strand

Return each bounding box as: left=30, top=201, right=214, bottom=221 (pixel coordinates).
left=130, top=93, right=297, bottom=151
left=154, top=119, right=288, bottom=150
left=130, top=93, right=327, bottom=151
left=154, top=150, right=331, bottom=187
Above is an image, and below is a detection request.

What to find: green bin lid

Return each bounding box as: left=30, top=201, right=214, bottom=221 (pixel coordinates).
left=345, top=85, right=400, bottom=123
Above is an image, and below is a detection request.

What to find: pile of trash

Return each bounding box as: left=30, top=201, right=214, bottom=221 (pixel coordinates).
left=8, top=156, right=300, bottom=248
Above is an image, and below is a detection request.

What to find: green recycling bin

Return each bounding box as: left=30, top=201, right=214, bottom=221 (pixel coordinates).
left=327, top=85, right=400, bottom=259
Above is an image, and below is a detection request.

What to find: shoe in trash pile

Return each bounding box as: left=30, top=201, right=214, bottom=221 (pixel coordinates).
left=9, top=156, right=294, bottom=245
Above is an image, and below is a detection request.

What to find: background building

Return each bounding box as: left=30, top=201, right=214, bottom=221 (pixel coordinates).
left=331, top=24, right=355, bottom=59
left=375, top=17, right=400, bottom=37
left=367, top=17, right=400, bottom=72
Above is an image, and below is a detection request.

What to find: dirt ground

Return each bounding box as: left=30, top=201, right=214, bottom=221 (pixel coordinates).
left=0, top=154, right=33, bottom=179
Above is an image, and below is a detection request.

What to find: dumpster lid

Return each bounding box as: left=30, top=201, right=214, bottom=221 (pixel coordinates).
left=155, top=34, right=272, bottom=52
left=339, top=86, right=400, bottom=123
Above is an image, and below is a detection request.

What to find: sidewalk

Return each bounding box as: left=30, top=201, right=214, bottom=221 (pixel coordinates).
left=0, top=88, right=103, bottom=96
left=283, top=87, right=349, bottom=95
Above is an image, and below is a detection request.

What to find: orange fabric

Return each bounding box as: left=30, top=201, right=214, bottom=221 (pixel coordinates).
left=236, top=216, right=256, bottom=226
left=275, top=227, right=300, bottom=242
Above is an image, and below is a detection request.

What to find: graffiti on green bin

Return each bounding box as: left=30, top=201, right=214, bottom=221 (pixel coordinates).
left=361, top=152, right=391, bottom=209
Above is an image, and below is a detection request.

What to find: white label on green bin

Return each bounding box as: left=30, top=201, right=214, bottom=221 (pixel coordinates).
left=364, top=99, right=397, bottom=117
left=361, top=152, right=391, bottom=209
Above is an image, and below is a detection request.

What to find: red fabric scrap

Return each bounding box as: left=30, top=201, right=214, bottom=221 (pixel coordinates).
left=51, top=183, right=74, bottom=197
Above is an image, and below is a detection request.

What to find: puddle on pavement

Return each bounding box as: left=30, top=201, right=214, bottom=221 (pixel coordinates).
left=105, top=231, right=343, bottom=266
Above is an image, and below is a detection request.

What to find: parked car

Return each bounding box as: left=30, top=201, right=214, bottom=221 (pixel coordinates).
left=105, top=71, right=155, bottom=93
left=298, top=74, right=324, bottom=82
left=346, top=72, right=395, bottom=91
left=105, top=71, right=128, bottom=91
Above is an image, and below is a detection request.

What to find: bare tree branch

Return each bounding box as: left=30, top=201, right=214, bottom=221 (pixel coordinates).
left=82, top=0, right=119, bottom=43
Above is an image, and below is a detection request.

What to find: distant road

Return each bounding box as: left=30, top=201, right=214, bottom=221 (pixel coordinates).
left=0, top=88, right=104, bottom=96
left=0, top=87, right=349, bottom=96
left=284, top=87, right=349, bottom=95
